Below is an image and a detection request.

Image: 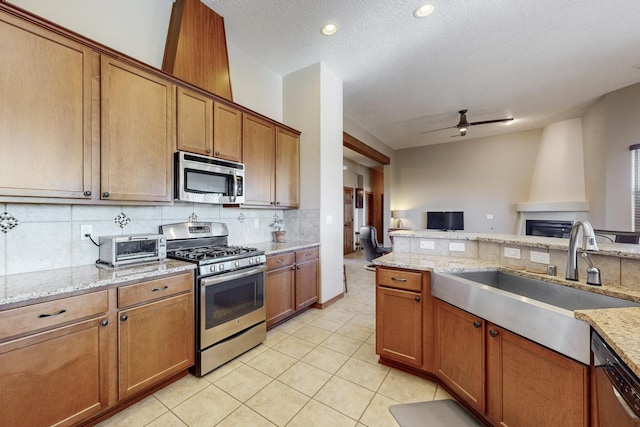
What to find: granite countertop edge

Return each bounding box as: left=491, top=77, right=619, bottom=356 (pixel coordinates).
left=374, top=251, right=640, bottom=378
left=389, top=230, right=640, bottom=259
left=0, top=260, right=196, bottom=311
left=252, top=240, right=320, bottom=255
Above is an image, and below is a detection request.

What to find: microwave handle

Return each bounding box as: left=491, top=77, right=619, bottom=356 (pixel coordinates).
left=232, top=172, right=239, bottom=197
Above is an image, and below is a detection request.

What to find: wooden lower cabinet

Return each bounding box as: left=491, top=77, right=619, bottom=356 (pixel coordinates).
left=434, top=299, right=485, bottom=413
left=266, top=247, right=319, bottom=328
left=432, top=299, right=589, bottom=427
left=376, top=267, right=432, bottom=370
left=0, top=314, right=109, bottom=427
left=485, top=322, right=589, bottom=427
left=0, top=271, right=195, bottom=426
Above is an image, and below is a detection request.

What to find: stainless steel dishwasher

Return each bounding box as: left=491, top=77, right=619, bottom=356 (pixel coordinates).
left=591, top=331, right=640, bottom=426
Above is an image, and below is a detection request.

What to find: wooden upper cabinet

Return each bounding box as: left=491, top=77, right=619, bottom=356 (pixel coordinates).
left=100, top=56, right=175, bottom=202
left=243, top=114, right=276, bottom=206
left=0, top=11, right=92, bottom=199
left=213, top=101, right=242, bottom=162
left=176, top=86, right=213, bottom=156
left=275, top=127, right=300, bottom=208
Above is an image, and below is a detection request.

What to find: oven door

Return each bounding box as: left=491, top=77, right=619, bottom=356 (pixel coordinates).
left=199, top=265, right=266, bottom=349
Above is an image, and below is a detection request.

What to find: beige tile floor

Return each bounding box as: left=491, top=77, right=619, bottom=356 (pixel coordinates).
left=98, top=251, right=451, bottom=427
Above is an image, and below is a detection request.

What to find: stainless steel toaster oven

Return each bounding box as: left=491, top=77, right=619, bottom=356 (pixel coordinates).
left=98, top=234, right=167, bottom=267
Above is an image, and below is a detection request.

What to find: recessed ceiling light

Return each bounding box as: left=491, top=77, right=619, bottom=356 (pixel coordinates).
left=321, top=23, right=338, bottom=36
left=414, top=4, right=435, bottom=18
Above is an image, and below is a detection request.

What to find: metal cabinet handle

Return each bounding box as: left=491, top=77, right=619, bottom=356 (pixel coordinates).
left=214, top=151, right=220, bottom=156
left=415, top=296, right=421, bottom=302
left=391, top=277, right=407, bottom=282
left=102, top=192, right=110, bottom=198
left=84, top=191, right=92, bottom=197
left=489, top=329, right=498, bottom=337
left=151, top=285, right=169, bottom=292
left=120, top=314, right=128, bottom=322
left=206, top=149, right=211, bottom=154
left=276, top=259, right=284, bottom=263
left=297, top=266, right=301, bottom=270
left=473, top=321, right=482, bottom=328
left=38, top=309, right=67, bottom=318
left=101, top=319, right=109, bottom=327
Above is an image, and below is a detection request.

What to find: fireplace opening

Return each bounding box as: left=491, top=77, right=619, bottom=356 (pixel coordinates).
left=525, top=220, right=573, bottom=238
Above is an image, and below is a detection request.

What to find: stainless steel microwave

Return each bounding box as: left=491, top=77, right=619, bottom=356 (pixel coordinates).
left=174, top=152, right=245, bottom=204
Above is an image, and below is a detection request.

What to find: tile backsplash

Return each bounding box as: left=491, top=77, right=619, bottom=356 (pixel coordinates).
left=0, top=203, right=320, bottom=276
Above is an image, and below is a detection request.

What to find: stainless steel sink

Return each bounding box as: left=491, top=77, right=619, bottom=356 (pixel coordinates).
left=431, top=270, right=639, bottom=364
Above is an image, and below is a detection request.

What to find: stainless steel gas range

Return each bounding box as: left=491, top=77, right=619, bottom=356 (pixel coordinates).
left=160, top=222, right=266, bottom=377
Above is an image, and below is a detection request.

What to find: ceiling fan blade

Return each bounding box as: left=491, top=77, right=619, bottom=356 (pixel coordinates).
left=420, top=125, right=457, bottom=134
left=468, top=117, right=514, bottom=126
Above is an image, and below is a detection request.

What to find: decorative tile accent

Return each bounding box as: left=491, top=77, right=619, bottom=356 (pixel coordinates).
left=114, top=212, right=131, bottom=228
left=188, top=212, right=198, bottom=222
left=237, top=212, right=246, bottom=223
left=0, top=212, right=19, bottom=233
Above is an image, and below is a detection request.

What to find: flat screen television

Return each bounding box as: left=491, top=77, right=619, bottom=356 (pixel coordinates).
left=426, top=211, right=464, bottom=231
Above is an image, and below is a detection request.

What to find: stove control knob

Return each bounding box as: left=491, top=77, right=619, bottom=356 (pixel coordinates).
left=219, top=264, right=225, bottom=271
left=235, top=261, right=241, bottom=268
left=249, top=258, right=254, bottom=264
left=210, top=265, right=215, bottom=273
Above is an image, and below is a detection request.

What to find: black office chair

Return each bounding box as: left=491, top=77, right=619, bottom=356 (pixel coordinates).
left=360, top=226, right=392, bottom=267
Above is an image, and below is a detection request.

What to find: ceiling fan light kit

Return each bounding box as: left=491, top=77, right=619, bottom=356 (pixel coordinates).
left=422, top=109, right=514, bottom=137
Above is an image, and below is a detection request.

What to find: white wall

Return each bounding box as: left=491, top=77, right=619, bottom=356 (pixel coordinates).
left=583, top=82, right=640, bottom=230
left=283, top=63, right=344, bottom=304
left=392, top=130, right=542, bottom=233
left=10, top=0, right=174, bottom=68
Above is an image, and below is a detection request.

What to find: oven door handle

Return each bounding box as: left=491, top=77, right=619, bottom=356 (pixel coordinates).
left=201, top=265, right=267, bottom=287
left=612, top=386, right=639, bottom=419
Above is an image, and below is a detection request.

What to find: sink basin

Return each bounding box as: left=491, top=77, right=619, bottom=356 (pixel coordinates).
left=431, top=270, right=639, bottom=364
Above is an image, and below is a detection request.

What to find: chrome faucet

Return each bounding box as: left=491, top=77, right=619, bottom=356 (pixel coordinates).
left=565, top=220, right=601, bottom=285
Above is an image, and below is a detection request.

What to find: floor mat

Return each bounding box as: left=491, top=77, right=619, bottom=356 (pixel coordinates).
left=389, top=400, right=483, bottom=427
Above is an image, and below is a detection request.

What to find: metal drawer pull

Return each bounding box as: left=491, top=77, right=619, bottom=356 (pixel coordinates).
left=391, top=277, right=407, bottom=282
left=415, top=296, right=421, bottom=302
left=38, top=309, right=67, bottom=318
left=151, top=285, right=169, bottom=292
left=473, top=321, right=482, bottom=328
left=277, top=259, right=284, bottom=263
left=489, top=329, right=498, bottom=337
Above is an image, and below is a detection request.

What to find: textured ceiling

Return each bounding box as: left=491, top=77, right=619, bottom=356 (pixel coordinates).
left=202, top=0, right=640, bottom=151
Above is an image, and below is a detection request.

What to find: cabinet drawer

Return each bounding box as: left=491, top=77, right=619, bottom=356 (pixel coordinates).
left=267, top=252, right=295, bottom=270
left=0, top=291, right=108, bottom=341
left=377, top=268, right=422, bottom=292
left=118, top=272, right=193, bottom=308
left=295, top=247, right=319, bottom=263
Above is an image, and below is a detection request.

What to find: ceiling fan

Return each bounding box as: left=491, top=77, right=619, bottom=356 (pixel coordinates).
left=422, top=109, right=514, bottom=137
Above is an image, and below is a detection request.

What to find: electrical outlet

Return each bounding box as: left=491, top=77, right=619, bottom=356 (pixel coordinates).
left=486, top=213, right=494, bottom=220
left=504, top=247, right=521, bottom=259
left=80, top=224, right=92, bottom=241
left=420, top=240, right=435, bottom=249
left=449, top=242, right=466, bottom=252
left=530, top=251, right=550, bottom=264
left=254, top=218, right=259, bottom=228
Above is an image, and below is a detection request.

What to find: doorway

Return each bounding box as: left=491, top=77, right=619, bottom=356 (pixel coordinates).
left=343, top=187, right=354, bottom=254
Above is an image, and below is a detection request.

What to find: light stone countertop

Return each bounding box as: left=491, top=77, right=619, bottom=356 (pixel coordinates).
left=390, top=230, right=640, bottom=259
left=0, top=260, right=196, bottom=311
left=575, top=308, right=640, bottom=378
left=251, top=240, right=320, bottom=255
left=374, top=251, right=640, bottom=378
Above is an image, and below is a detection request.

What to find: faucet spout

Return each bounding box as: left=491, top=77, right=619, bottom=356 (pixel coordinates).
left=565, top=220, right=599, bottom=281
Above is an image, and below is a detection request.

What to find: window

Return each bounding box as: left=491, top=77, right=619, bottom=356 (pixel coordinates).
left=631, top=144, right=640, bottom=231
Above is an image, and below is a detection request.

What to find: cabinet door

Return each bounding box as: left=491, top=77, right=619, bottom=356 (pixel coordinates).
left=213, top=101, right=243, bottom=162
left=243, top=114, right=276, bottom=206
left=101, top=56, right=174, bottom=202
left=118, top=292, right=194, bottom=399
left=0, top=317, right=109, bottom=427
left=434, top=299, right=485, bottom=413
left=295, top=258, right=319, bottom=310
left=275, top=127, right=300, bottom=208
left=376, top=286, right=423, bottom=367
left=266, top=266, right=296, bottom=328
left=176, top=86, right=213, bottom=156
left=0, top=11, right=92, bottom=199
left=486, top=323, right=588, bottom=427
